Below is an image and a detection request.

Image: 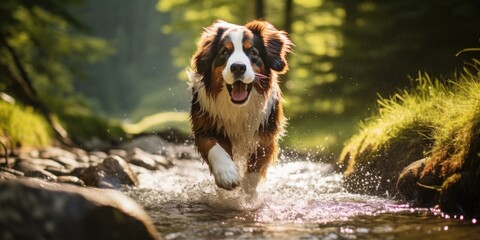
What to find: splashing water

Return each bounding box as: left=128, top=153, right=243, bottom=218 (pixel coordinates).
left=123, top=156, right=480, bottom=240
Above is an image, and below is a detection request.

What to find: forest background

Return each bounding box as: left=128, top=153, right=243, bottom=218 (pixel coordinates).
left=1, top=0, right=479, bottom=155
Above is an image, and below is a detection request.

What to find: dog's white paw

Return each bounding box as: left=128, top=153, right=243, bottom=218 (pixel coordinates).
left=208, top=144, right=240, bottom=190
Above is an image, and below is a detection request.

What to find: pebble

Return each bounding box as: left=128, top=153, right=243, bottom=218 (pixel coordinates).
left=24, top=169, right=58, bottom=181
left=56, top=176, right=85, bottom=186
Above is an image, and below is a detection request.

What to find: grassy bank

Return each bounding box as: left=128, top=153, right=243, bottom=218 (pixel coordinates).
left=0, top=99, right=128, bottom=151
left=0, top=101, right=53, bottom=150
left=339, top=60, right=480, bottom=215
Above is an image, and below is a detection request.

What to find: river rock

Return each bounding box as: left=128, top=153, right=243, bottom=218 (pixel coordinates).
left=80, top=155, right=139, bottom=189
left=39, top=147, right=77, bottom=160
left=128, top=151, right=158, bottom=170
left=0, top=167, right=23, bottom=177
left=0, top=171, right=17, bottom=180
left=24, top=169, right=58, bottom=181
left=89, top=151, right=108, bottom=164
left=109, top=149, right=128, bottom=158
left=0, top=178, right=160, bottom=240
left=52, top=155, right=79, bottom=169
left=68, top=147, right=90, bottom=162
left=127, top=148, right=172, bottom=170
left=15, top=157, right=65, bottom=172
left=70, top=166, right=88, bottom=177
left=396, top=158, right=444, bottom=205
left=119, top=135, right=167, bottom=155
left=56, top=176, right=85, bottom=186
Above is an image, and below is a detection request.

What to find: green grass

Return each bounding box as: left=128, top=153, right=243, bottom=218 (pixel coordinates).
left=340, top=61, right=480, bottom=174
left=339, top=59, right=480, bottom=213
left=0, top=101, right=53, bottom=149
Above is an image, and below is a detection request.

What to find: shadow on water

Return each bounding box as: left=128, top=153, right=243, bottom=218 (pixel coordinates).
left=123, top=157, right=480, bottom=240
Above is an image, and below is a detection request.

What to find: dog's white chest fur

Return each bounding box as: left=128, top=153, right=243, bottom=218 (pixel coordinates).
left=191, top=78, right=280, bottom=171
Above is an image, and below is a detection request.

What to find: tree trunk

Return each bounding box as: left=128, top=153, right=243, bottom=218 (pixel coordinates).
left=255, top=0, right=264, bottom=19
left=284, top=0, right=293, bottom=34
left=280, top=0, right=294, bottom=90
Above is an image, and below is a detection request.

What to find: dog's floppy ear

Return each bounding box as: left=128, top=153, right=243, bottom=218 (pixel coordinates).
left=245, top=20, right=293, bottom=74
left=191, top=20, right=229, bottom=75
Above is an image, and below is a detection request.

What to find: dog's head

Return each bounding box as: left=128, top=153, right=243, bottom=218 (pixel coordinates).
left=191, top=20, right=292, bottom=105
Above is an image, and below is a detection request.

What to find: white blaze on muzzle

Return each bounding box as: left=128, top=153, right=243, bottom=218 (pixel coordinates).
left=222, top=29, right=255, bottom=85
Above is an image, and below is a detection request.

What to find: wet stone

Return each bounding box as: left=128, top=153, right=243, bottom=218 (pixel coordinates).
left=0, top=157, right=16, bottom=168
left=15, top=157, right=65, bottom=171
left=56, top=176, right=85, bottom=186
left=80, top=155, right=138, bottom=189
left=0, top=178, right=159, bottom=240
left=151, top=154, right=172, bottom=168
left=128, top=148, right=172, bottom=170
left=24, top=169, right=58, bottom=181
left=39, top=147, right=77, bottom=160
left=0, top=170, right=19, bottom=180
left=45, top=167, right=73, bottom=176
left=128, top=153, right=158, bottom=170
left=0, top=167, right=24, bottom=177
left=109, top=149, right=127, bottom=158
left=52, top=156, right=79, bottom=169
left=68, top=147, right=90, bottom=163
left=88, top=151, right=107, bottom=164
left=119, top=135, right=167, bottom=154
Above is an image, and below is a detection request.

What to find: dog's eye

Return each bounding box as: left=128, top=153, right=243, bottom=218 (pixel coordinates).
left=220, top=49, right=230, bottom=56
left=249, top=48, right=258, bottom=56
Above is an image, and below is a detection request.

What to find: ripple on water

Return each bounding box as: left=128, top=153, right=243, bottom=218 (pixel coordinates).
left=123, top=159, right=479, bottom=240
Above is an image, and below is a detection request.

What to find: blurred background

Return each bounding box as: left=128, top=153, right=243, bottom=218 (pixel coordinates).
left=1, top=0, right=479, bottom=156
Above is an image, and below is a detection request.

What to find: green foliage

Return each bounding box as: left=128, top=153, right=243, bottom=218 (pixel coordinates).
left=340, top=60, right=480, bottom=171
left=155, top=0, right=480, bottom=154
left=0, top=101, right=52, bottom=148
left=0, top=0, right=112, bottom=109
left=58, top=110, right=126, bottom=143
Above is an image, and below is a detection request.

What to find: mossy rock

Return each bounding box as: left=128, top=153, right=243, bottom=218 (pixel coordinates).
left=341, top=127, right=433, bottom=196
left=339, top=65, right=480, bottom=216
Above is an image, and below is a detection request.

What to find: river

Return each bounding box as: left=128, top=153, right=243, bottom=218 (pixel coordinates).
left=123, top=154, right=479, bottom=240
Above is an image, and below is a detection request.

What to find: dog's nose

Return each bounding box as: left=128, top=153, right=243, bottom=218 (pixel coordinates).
left=230, top=62, right=246, bottom=76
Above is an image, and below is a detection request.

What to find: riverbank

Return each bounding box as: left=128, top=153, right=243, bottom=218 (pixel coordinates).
left=0, top=134, right=199, bottom=239
left=339, top=62, right=480, bottom=216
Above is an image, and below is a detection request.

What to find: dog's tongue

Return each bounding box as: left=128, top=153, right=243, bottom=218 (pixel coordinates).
left=231, top=82, right=248, bottom=102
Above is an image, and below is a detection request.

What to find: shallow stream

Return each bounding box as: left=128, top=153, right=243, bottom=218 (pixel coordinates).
left=123, top=155, right=479, bottom=240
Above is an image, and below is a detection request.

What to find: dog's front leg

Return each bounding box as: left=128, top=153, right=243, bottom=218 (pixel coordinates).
left=195, top=135, right=240, bottom=190
left=208, top=143, right=240, bottom=190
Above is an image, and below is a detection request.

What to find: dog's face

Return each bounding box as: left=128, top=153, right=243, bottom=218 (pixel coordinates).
left=191, top=20, right=292, bottom=105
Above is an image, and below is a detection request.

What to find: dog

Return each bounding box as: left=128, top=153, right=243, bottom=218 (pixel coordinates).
left=188, top=20, right=292, bottom=193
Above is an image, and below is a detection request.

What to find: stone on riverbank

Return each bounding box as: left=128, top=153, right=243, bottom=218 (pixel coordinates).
left=0, top=178, right=160, bottom=240
left=80, top=155, right=139, bottom=188
left=339, top=71, right=480, bottom=216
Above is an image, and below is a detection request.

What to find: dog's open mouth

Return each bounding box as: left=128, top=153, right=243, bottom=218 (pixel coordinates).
left=226, top=81, right=253, bottom=104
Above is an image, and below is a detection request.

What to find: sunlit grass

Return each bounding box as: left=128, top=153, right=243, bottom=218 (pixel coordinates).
left=0, top=101, right=52, bottom=149
left=123, top=111, right=190, bottom=135
left=340, top=59, right=480, bottom=178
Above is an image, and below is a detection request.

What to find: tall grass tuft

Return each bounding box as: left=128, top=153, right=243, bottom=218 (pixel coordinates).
left=0, top=101, right=53, bottom=150
left=339, top=59, right=480, bottom=207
